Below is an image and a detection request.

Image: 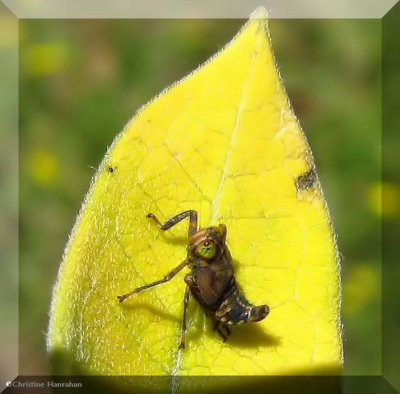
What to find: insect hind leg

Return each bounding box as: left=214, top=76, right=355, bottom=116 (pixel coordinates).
left=215, top=321, right=231, bottom=342
left=179, top=285, right=190, bottom=349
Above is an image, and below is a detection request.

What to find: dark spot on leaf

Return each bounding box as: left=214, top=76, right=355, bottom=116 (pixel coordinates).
left=108, top=166, right=115, bottom=173
left=296, top=169, right=316, bottom=191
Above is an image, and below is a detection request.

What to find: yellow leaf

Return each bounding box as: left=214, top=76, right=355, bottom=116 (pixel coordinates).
left=48, top=7, right=342, bottom=386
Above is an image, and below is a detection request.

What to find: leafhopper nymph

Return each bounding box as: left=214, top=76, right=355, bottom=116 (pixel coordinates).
left=117, top=210, right=269, bottom=349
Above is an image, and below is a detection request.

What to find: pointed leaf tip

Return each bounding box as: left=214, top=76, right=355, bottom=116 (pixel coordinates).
left=250, top=6, right=270, bottom=20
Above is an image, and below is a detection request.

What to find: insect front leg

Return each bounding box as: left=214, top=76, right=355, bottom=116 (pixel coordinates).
left=179, top=285, right=190, bottom=349
left=147, top=210, right=198, bottom=236
left=117, top=260, right=189, bottom=302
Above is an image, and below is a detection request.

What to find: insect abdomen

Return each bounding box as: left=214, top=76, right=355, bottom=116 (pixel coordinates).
left=215, top=278, right=269, bottom=325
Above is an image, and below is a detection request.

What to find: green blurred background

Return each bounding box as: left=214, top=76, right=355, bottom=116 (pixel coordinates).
left=19, top=19, right=383, bottom=376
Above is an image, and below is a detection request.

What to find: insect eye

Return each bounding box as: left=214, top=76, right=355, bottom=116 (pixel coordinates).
left=195, top=240, right=216, bottom=259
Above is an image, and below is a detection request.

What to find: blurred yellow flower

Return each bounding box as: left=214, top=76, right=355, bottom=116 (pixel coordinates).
left=27, top=148, right=59, bottom=186
left=24, top=42, right=68, bottom=76
left=342, top=263, right=379, bottom=316
left=367, top=181, right=400, bottom=219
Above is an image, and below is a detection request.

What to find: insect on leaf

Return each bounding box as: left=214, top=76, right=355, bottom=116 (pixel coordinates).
left=48, top=7, right=342, bottom=386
